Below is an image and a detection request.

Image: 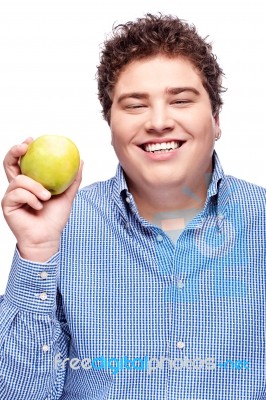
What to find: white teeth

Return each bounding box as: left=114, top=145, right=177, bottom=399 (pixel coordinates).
left=144, top=141, right=180, bottom=152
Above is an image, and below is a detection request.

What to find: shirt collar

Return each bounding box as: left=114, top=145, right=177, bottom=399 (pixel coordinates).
left=207, top=149, right=225, bottom=198
left=114, top=163, right=129, bottom=196
left=191, top=150, right=230, bottom=230
left=111, top=163, right=131, bottom=222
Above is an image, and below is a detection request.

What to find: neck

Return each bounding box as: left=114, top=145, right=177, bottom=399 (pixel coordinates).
left=127, top=173, right=212, bottom=223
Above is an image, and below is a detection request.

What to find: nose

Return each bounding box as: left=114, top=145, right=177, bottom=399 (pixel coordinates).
left=144, top=104, right=175, bottom=134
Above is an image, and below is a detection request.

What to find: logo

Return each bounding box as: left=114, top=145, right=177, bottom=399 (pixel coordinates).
left=54, top=354, right=249, bottom=374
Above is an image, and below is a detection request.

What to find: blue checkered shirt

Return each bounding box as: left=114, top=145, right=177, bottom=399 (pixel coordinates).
left=1, top=151, right=266, bottom=399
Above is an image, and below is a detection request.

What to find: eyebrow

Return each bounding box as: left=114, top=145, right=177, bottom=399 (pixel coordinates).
left=117, top=92, right=149, bottom=103
left=167, top=87, right=200, bottom=96
left=117, top=87, right=200, bottom=103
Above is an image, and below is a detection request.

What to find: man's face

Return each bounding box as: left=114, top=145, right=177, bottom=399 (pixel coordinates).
left=109, top=55, right=220, bottom=194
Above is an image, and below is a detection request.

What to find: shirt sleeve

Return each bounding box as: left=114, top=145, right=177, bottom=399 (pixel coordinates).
left=0, top=247, right=70, bottom=400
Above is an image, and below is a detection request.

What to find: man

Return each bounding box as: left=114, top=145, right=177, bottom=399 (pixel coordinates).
left=1, top=13, right=265, bottom=400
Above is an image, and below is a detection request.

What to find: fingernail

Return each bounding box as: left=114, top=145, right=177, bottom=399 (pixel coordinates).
left=36, top=201, right=43, bottom=210
left=41, top=190, right=51, bottom=199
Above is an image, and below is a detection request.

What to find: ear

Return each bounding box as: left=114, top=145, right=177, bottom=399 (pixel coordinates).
left=214, top=113, right=222, bottom=141
left=214, top=113, right=220, bottom=127
left=214, top=113, right=220, bottom=136
left=110, top=131, right=114, bottom=147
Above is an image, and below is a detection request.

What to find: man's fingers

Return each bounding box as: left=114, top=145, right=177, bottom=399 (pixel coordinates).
left=3, top=137, right=33, bottom=182
left=2, top=187, right=45, bottom=214
left=5, top=174, right=51, bottom=201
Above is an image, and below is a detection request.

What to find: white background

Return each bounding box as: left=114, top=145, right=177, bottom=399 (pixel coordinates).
left=0, top=0, right=265, bottom=293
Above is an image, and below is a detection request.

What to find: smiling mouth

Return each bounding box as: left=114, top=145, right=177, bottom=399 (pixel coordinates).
left=141, top=140, right=185, bottom=153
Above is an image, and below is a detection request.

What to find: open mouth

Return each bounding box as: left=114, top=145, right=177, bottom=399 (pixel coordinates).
left=140, top=140, right=185, bottom=154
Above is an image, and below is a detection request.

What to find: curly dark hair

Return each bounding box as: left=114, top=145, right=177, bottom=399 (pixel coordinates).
left=97, top=13, right=226, bottom=123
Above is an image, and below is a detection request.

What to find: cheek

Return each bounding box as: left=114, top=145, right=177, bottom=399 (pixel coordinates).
left=111, top=117, right=138, bottom=147
left=110, top=116, right=128, bottom=144
left=110, top=128, right=128, bottom=157
left=185, top=111, right=216, bottom=137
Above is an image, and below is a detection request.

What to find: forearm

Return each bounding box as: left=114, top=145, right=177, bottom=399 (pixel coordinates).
left=0, top=248, right=69, bottom=400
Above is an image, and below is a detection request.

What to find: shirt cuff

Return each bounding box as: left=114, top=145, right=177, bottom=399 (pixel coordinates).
left=5, top=247, right=59, bottom=314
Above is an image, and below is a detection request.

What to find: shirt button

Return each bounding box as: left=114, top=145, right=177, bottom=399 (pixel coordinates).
left=156, top=234, right=164, bottom=242
left=42, top=344, right=50, bottom=352
left=176, top=341, right=185, bottom=349
left=125, top=197, right=131, bottom=203
left=39, top=292, right=48, bottom=301
left=40, top=271, right=48, bottom=279
left=176, top=279, right=185, bottom=289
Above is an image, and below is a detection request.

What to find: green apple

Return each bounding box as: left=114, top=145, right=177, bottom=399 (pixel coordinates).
left=20, top=135, right=80, bottom=195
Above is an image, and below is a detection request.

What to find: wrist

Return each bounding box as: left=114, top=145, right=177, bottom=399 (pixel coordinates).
left=17, top=241, right=60, bottom=262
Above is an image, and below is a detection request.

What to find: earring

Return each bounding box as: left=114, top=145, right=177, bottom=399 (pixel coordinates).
left=215, top=129, right=221, bottom=141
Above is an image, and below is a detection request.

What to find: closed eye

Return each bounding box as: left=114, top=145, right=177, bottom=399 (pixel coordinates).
left=126, top=104, right=147, bottom=109
left=172, top=100, right=192, bottom=104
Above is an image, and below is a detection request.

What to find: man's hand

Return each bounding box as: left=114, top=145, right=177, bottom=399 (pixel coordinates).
left=1, top=138, right=83, bottom=262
